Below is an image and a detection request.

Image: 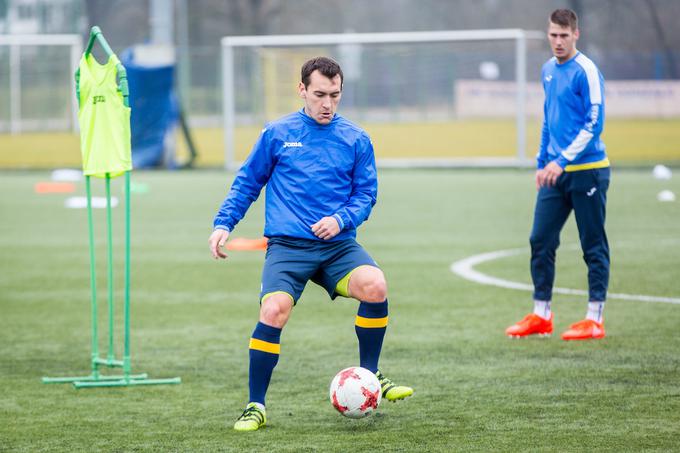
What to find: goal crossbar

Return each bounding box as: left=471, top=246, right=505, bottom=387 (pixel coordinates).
left=222, top=29, right=544, bottom=47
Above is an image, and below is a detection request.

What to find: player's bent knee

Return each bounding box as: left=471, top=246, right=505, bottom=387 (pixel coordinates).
left=350, top=267, right=387, bottom=302
left=363, top=280, right=387, bottom=303
left=369, top=275, right=388, bottom=301
left=260, top=293, right=293, bottom=328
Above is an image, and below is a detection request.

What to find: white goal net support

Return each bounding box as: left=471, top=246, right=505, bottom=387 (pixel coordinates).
left=0, top=34, right=82, bottom=134
left=221, top=29, right=547, bottom=170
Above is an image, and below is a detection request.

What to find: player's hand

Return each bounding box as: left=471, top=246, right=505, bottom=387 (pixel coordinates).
left=311, top=216, right=340, bottom=240
left=537, top=162, right=564, bottom=188
left=209, top=229, right=230, bottom=259
left=535, top=170, right=543, bottom=190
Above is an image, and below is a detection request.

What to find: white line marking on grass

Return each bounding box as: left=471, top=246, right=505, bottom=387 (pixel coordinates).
left=451, top=247, right=680, bottom=305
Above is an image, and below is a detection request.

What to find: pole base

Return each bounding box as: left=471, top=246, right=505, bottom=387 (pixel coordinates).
left=74, top=376, right=182, bottom=389
left=42, top=372, right=149, bottom=384
left=94, top=357, right=124, bottom=367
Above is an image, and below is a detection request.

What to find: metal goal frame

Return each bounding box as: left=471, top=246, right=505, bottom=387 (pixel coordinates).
left=221, top=29, right=545, bottom=169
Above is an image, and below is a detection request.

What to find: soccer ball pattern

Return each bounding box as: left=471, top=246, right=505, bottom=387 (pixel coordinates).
left=329, top=366, right=381, bottom=418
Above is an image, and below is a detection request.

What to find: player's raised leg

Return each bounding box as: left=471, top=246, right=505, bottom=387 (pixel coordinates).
left=347, top=266, right=388, bottom=373
left=234, top=292, right=293, bottom=432
left=346, top=265, right=413, bottom=401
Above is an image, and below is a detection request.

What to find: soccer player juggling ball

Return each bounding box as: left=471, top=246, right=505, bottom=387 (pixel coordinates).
left=506, top=9, right=610, bottom=340
left=209, top=57, right=413, bottom=432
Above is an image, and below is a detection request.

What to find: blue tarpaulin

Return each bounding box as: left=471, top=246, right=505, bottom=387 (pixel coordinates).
left=120, top=48, right=178, bottom=168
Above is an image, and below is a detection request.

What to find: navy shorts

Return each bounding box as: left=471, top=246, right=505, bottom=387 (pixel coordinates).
left=260, top=236, right=378, bottom=304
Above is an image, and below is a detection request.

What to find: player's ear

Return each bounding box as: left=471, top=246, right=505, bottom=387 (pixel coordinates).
left=298, top=81, right=306, bottom=99
left=573, top=28, right=580, bottom=41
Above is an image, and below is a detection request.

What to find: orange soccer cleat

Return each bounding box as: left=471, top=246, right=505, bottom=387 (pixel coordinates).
left=561, top=319, right=605, bottom=341
left=505, top=313, right=553, bottom=338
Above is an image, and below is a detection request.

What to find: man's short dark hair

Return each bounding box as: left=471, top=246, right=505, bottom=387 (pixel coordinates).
left=301, top=57, right=343, bottom=88
left=550, top=9, right=578, bottom=30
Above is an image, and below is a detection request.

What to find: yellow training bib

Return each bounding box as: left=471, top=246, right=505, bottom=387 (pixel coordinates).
left=77, top=53, right=132, bottom=178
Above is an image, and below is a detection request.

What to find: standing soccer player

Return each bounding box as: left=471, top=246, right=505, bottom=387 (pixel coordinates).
left=209, top=57, right=413, bottom=432
left=506, top=9, right=610, bottom=340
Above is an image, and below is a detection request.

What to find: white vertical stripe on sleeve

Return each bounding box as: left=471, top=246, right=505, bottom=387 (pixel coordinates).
left=575, top=53, right=602, bottom=104
left=562, top=129, right=594, bottom=161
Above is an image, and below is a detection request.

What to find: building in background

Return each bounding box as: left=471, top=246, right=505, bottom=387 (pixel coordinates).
left=0, top=0, right=84, bottom=34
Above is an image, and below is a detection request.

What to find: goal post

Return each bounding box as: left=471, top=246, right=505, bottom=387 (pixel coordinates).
left=221, top=29, right=546, bottom=170
left=0, top=34, right=82, bottom=134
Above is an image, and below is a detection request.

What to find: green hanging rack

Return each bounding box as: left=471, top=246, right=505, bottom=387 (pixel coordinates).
left=42, top=26, right=180, bottom=389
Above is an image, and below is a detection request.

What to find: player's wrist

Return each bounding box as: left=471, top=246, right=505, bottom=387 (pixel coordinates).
left=332, top=213, right=345, bottom=231
left=554, top=156, right=568, bottom=169
left=536, top=154, right=547, bottom=169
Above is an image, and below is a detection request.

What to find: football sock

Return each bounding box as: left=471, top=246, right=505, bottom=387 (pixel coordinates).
left=251, top=402, right=265, bottom=412
left=248, top=322, right=281, bottom=405
left=533, top=300, right=551, bottom=320
left=586, top=301, right=605, bottom=323
left=355, top=300, right=388, bottom=373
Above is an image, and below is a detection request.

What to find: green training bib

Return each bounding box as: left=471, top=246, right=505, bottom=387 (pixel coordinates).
left=77, top=53, right=132, bottom=178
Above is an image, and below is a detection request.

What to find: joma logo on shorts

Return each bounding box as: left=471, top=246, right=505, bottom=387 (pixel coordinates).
left=93, top=95, right=106, bottom=104
left=283, top=142, right=302, bottom=148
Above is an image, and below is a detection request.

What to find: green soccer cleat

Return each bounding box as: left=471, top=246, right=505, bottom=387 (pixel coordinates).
left=375, top=370, right=414, bottom=402
left=233, top=402, right=266, bottom=432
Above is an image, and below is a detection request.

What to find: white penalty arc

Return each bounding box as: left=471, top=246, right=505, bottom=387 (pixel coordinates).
left=450, top=247, right=680, bottom=305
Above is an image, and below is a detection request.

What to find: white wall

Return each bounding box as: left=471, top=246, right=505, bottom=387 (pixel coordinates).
left=456, top=80, right=680, bottom=118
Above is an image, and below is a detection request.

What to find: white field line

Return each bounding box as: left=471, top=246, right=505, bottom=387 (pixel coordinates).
left=450, top=247, right=680, bottom=305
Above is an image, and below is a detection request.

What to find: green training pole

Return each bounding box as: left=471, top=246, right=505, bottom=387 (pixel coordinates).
left=123, top=170, right=131, bottom=377
left=92, top=172, right=121, bottom=368
left=87, top=176, right=99, bottom=378
left=105, top=172, right=115, bottom=364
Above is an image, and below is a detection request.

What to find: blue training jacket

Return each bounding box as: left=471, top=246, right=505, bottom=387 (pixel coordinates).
left=537, top=51, right=608, bottom=171
left=213, top=109, right=377, bottom=241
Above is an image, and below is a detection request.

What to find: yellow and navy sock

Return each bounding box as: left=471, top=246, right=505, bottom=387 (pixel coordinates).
left=248, top=321, right=281, bottom=405
left=355, top=300, right=388, bottom=373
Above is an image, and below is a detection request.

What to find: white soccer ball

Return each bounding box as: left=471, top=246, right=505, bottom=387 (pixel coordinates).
left=329, top=366, right=382, bottom=418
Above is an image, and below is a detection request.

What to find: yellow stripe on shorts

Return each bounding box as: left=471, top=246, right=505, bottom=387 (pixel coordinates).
left=261, top=291, right=294, bottom=305
left=335, top=268, right=358, bottom=298
left=249, top=338, right=280, bottom=354
left=355, top=315, right=389, bottom=328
